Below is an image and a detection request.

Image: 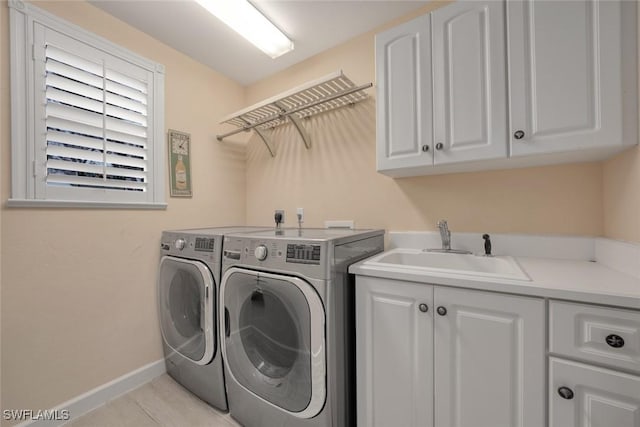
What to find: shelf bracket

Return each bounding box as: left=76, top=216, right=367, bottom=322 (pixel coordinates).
left=241, top=117, right=275, bottom=157
left=274, top=101, right=311, bottom=149
left=253, top=127, right=276, bottom=157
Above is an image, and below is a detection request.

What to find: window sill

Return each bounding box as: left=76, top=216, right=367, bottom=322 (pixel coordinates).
left=6, top=199, right=168, bottom=210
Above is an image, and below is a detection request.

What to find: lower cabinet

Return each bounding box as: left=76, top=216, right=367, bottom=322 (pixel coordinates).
left=355, top=276, right=545, bottom=427
left=550, top=358, right=640, bottom=427
left=434, top=286, right=545, bottom=427
left=549, top=301, right=640, bottom=427
left=356, top=277, right=433, bottom=427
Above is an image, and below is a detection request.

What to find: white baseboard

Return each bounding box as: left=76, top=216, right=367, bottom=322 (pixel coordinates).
left=15, top=359, right=166, bottom=427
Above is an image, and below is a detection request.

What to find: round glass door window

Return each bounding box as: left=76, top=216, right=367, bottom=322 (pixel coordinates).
left=239, top=289, right=299, bottom=379
left=222, top=270, right=325, bottom=415
left=158, top=256, right=214, bottom=364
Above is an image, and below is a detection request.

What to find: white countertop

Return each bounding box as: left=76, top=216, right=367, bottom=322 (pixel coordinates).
left=350, top=253, right=640, bottom=310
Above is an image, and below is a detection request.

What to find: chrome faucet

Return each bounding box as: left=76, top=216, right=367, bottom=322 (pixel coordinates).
left=437, top=220, right=451, bottom=251
left=425, top=220, right=471, bottom=254
left=424, top=219, right=471, bottom=254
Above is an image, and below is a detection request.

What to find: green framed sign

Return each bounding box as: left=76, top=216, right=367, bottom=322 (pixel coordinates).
left=168, top=129, right=192, bottom=197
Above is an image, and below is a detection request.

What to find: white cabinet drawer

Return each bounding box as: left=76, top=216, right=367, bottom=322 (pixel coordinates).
left=550, top=301, right=640, bottom=373
left=549, top=357, right=640, bottom=427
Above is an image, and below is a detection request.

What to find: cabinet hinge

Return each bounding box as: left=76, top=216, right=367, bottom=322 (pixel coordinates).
left=32, top=160, right=36, bottom=177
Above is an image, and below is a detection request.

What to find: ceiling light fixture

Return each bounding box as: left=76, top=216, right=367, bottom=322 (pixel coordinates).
left=194, top=0, right=294, bottom=59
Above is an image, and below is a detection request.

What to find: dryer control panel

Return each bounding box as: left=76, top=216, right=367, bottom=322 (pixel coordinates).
left=194, top=237, right=215, bottom=252
left=222, top=237, right=329, bottom=280
left=286, top=244, right=321, bottom=265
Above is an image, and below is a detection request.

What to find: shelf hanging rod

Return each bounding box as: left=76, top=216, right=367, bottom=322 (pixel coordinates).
left=216, top=82, right=373, bottom=141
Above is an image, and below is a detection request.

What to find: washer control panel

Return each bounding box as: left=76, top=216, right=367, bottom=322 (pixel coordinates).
left=161, top=232, right=217, bottom=262
left=286, top=244, right=321, bottom=265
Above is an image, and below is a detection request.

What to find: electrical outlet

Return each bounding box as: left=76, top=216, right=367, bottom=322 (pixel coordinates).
left=275, top=209, right=285, bottom=224
left=296, top=207, right=304, bottom=223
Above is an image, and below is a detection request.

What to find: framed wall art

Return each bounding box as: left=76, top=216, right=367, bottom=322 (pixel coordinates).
left=168, top=129, right=192, bottom=197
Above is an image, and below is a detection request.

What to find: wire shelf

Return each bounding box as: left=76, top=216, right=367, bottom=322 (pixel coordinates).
left=217, top=70, right=372, bottom=156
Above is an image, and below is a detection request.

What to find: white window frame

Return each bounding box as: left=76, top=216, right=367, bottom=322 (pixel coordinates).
left=8, top=0, right=166, bottom=209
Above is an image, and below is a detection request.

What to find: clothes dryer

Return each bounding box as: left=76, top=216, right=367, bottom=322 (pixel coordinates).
left=220, top=228, right=384, bottom=426
left=158, top=226, right=269, bottom=410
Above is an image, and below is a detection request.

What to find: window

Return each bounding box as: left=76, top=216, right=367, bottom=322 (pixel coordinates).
left=8, top=0, right=166, bottom=208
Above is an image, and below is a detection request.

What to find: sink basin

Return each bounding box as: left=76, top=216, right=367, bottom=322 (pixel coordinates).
left=366, top=249, right=530, bottom=281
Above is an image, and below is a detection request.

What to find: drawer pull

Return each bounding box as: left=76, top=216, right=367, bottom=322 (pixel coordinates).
left=605, top=334, right=625, bottom=348
left=437, top=306, right=447, bottom=316
left=419, top=303, right=429, bottom=313
left=558, top=387, right=574, bottom=400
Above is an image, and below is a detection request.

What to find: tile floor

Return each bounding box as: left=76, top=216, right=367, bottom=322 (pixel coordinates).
left=67, top=374, right=241, bottom=427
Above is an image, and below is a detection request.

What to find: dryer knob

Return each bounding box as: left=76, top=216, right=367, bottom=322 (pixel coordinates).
left=254, top=245, right=268, bottom=261
left=174, top=238, right=186, bottom=250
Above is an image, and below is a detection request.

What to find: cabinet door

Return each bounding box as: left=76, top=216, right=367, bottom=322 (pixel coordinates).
left=431, top=1, right=507, bottom=164
left=508, top=0, right=624, bottom=156
left=375, top=15, right=433, bottom=172
left=356, top=276, right=433, bottom=427
left=550, top=357, right=640, bottom=427
left=434, top=287, right=545, bottom=427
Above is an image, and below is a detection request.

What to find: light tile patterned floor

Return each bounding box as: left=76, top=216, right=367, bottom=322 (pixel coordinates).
left=67, top=374, right=241, bottom=427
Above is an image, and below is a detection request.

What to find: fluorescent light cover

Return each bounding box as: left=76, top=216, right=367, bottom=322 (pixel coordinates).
left=195, top=0, right=294, bottom=59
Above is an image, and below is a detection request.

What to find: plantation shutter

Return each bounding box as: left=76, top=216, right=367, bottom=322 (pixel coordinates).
left=33, top=24, right=158, bottom=204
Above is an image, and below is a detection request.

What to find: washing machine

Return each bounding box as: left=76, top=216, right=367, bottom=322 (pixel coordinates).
left=157, top=226, right=270, bottom=410
left=220, top=228, right=384, bottom=426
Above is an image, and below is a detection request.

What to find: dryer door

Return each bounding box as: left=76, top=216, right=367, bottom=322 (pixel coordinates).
left=158, top=256, right=215, bottom=365
left=221, top=268, right=326, bottom=419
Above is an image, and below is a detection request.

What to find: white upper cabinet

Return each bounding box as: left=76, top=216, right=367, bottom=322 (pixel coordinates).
left=376, top=0, right=637, bottom=178
left=375, top=15, right=432, bottom=172
left=508, top=0, right=636, bottom=157
left=376, top=1, right=507, bottom=175
left=432, top=1, right=507, bottom=165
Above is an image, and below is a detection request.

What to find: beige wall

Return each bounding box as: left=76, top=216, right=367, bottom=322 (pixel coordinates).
left=244, top=10, right=606, bottom=239
left=603, top=147, right=640, bottom=242
left=0, top=0, right=246, bottom=421
left=1, top=0, right=638, bottom=423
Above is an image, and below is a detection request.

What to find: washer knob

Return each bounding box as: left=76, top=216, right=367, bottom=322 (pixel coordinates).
left=254, top=245, right=268, bottom=261
left=174, top=238, right=186, bottom=250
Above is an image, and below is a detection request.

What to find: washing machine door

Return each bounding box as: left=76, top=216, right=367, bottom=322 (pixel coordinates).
left=158, top=256, right=215, bottom=365
left=221, top=268, right=326, bottom=419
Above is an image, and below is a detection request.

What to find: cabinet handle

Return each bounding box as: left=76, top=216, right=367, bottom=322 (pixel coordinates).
left=557, top=387, right=574, bottom=400
left=435, top=142, right=444, bottom=150
left=422, top=145, right=430, bottom=152
left=418, top=303, right=429, bottom=313
left=514, top=130, right=525, bottom=140
left=436, top=306, right=447, bottom=316
left=605, top=334, right=625, bottom=348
